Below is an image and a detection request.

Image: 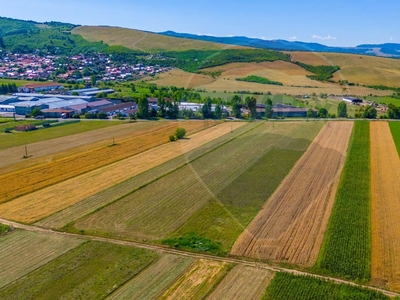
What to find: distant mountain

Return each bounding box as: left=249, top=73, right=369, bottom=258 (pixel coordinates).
left=160, top=31, right=400, bottom=58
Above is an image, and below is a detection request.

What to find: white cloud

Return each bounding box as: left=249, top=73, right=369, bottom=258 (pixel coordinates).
left=289, top=36, right=297, bottom=40
left=312, top=34, right=337, bottom=41
left=390, top=36, right=394, bottom=41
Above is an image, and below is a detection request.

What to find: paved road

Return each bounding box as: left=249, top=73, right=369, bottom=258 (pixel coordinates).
left=0, top=218, right=398, bottom=298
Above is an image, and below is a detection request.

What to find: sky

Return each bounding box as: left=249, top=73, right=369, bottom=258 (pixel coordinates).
left=1, top=0, right=399, bottom=47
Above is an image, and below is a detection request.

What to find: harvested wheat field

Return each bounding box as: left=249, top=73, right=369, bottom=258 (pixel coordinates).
left=149, top=69, right=215, bottom=88
left=0, top=122, right=245, bottom=223
left=231, top=121, right=353, bottom=266
left=159, top=259, right=230, bottom=300
left=0, top=230, right=83, bottom=289
left=0, top=121, right=170, bottom=174
left=370, top=122, right=400, bottom=291
left=0, top=121, right=212, bottom=204
left=207, top=265, right=274, bottom=300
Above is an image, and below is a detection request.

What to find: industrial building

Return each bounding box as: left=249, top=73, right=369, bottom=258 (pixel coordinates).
left=343, top=97, right=363, bottom=104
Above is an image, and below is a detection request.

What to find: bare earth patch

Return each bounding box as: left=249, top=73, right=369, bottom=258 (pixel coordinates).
left=0, top=122, right=244, bottom=224
left=370, top=122, right=400, bottom=292
left=230, top=122, right=353, bottom=267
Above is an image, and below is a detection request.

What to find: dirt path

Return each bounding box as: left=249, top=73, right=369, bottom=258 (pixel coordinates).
left=370, top=122, right=400, bottom=292
left=230, top=121, right=353, bottom=267
left=0, top=217, right=398, bottom=298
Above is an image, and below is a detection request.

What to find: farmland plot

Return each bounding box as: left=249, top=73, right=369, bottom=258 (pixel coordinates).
left=0, top=230, right=83, bottom=289
left=0, top=122, right=243, bottom=223
left=36, top=123, right=256, bottom=230
left=0, top=241, right=158, bottom=300
left=389, top=122, right=400, bottom=156
left=71, top=122, right=322, bottom=242
left=231, top=122, right=353, bottom=266
left=159, top=259, right=230, bottom=300
left=207, top=265, right=274, bottom=300
left=108, top=254, right=195, bottom=300
left=0, top=121, right=215, bottom=203
left=370, top=122, right=400, bottom=291
left=317, top=121, right=371, bottom=280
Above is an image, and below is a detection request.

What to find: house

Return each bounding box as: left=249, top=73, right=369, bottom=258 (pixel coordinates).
left=18, top=83, right=64, bottom=93
left=42, top=109, right=75, bottom=118
left=99, top=102, right=137, bottom=116
left=0, top=105, right=15, bottom=113
left=67, top=99, right=113, bottom=114
left=343, top=97, right=363, bottom=104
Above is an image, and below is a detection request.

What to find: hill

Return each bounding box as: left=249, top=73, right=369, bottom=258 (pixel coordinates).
left=72, top=26, right=248, bottom=52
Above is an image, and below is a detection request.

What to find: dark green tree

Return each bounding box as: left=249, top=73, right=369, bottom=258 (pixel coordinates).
left=31, top=107, right=43, bottom=117
left=137, top=96, right=149, bottom=119
left=265, top=98, right=273, bottom=118
left=363, top=105, right=377, bottom=119
left=202, top=97, right=212, bottom=119
left=231, top=95, right=242, bottom=118
left=307, top=108, right=316, bottom=118
left=214, top=101, right=223, bottom=119
left=337, top=101, right=348, bottom=118
left=318, top=107, right=329, bottom=118
left=387, top=104, right=400, bottom=119
left=245, top=96, right=257, bottom=119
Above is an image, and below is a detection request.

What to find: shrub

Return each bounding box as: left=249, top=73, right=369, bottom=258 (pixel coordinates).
left=175, top=127, right=187, bottom=139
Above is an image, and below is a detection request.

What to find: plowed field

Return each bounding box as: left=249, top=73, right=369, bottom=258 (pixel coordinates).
left=370, top=122, right=400, bottom=291
left=231, top=122, right=353, bottom=266
left=0, top=122, right=244, bottom=223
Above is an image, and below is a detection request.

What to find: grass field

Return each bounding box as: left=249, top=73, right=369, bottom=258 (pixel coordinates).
left=370, top=122, right=400, bottom=291
left=262, top=272, right=390, bottom=300
left=71, top=122, right=322, bottom=250
left=0, top=120, right=124, bottom=150
left=0, top=122, right=239, bottom=224
left=208, top=265, right=274, bottom=300
left=36, top=123, right=255, bottom=230
left=159, top=259, right=231, bottom=300
left=0, top=241, right=158, bottom=299
left=0, top=230, right=83, bottom=289
left=317, top=121, right=371, bottom=280
left=390, top=122, right=400, bottom=156
left=231, top=122, right=353, bottom=266
left=0, top=122, right=202, bottom=203
left=72, top=26, right=245, bottom=52
left=367, top=96, right=400, bottom=106
left=108, top=254, right=195, bottom=300
left=0, top=79, right=41, bottom=86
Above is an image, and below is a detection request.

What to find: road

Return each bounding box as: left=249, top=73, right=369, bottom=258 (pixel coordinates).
left=0, top=218, right=398, bottom=297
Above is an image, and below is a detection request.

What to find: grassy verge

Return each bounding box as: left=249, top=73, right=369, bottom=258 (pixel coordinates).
left=0, top=241, right=157, bottom=299
left=317, top=121, right=371, bottom=281
left=0, top=223, right=10, bottom=235
left=389, top=122, right=400, bottom=156
left=262, top=272, right=389, bottom=299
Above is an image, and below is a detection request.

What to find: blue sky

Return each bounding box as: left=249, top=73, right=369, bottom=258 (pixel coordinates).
left=2, top=0, right=398, bottom=46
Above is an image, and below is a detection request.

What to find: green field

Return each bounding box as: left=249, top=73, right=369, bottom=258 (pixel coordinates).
left=0, top=230, right=83, bottom=289
left=0, top=79, right=41, bottom=86
left=389, top=122, right=400, bottom=156
left=108, top=254, right=195, bottom=300
left=0, top=120, right=124, bottom=150
left=0, top=241, right=157, bottom=299
left=317, top=121, right=371, bottom=280
left=367, top=96, right=400, bottom=106
left=0, top=223, right=10, bottom=235
left=262, top=272, right=389, bottom=299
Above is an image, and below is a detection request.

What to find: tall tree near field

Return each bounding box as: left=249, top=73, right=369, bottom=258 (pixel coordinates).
left=214, top=101, right=223, bottom=119
left=90, top=75, right=97, bottom=87
left=363, top=105, right=377, bottom=119
left=337, top=101, right=348, bottom=118
left=246, top=96, right=257, bottom=119
left=265, top=98, right=273, bottom=118
left=157, top=97, right=166, bottom=117
left=202, top=97, right=212, bottom=119
left=231, top=95, right=242, bottom=118
left=137, top=96, right=149, bottom=119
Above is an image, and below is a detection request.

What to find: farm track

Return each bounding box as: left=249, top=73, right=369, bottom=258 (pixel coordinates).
left=0, top=121, right=170, bottom=175
left=0, top=218, right=398, bottom=298
left=0, top=122, right=243, bottom=223
left=370, top=122, right=400, bottom=291
left=0, top=121, right=213, bottom=204
left=230, top=122, right=354, bottom=266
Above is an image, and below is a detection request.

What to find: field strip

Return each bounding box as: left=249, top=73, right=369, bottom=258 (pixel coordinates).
left=35, top=123, right=257, bottom=229
left=1, top=218, right=398, bottom=298
left=0, top=121, right=171, bottom=174
left=207, top=265, right=274, bottom=300
left=107, top=254, right=195, bottom=300
left=0, top=122, right=245, bottom=223
left=0, top=121, right=213, bottom=204
left=159, top=259, right=230, bottom=300
left=0, top=230, right=83, bottom=289
left=70, top=123, right=313, bottom=242
left=231, top=121, right=353, bottom=267
left=370, top=122, right=400, bottom=291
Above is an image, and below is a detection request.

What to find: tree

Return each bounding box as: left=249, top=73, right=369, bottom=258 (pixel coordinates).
left=175, top=127, right=187, bottom=139
left=90, top=75, right=97, bottom=87
left=0, top=37, right=5, bottom=49
left=137, top=97, right=149, bottom=119
left=214, top=102, right=223, bottom=119
left=231, top=95, right=242, bottom=118
left=31, top=107, right=43, bottom=117
left=363, top=105, right=377, bottom=119
left=387, top=104, right=400, bottom=119
left=245, top=96, right=257, bottom=119
left=97, top=111, right=108, bottom=119
left=202, top=97, right=212, bottom=119
left=337, top=102, right=348, bottom=118
left=318, top=108, right=328, bottom=118
left=265, top=98, right=273, bottom=118
left=307, top=108, right=316, bottom=118
left=157, top=97, right=166, bottom=118
left=131, top=84, right=136, bottom=92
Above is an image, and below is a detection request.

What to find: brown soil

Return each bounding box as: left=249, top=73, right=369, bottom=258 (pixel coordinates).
left=230, top=121, right=353, bottom=267
left=370, top=122, right=400, bottom=292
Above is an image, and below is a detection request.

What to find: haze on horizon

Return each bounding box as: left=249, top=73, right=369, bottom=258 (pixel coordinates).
left=2, top=0, right=399, bottom=47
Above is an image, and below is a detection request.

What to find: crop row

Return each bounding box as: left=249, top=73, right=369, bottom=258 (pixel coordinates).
left=317, top=121, right=371, bottom=280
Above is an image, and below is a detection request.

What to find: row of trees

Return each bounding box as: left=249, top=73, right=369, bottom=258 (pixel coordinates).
left=0, top=83, right=17, bottom=94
